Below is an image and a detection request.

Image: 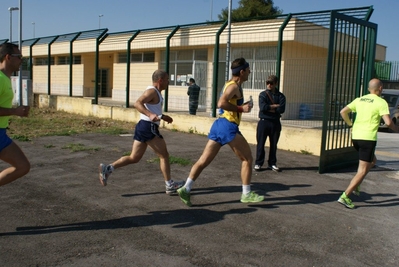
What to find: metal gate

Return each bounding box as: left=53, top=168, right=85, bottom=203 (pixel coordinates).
left=319, top=11, right=378, bottom=173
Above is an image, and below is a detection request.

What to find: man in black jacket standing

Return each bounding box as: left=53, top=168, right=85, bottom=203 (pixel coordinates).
left=254, top=75, right=286, bottom=172
left=187, top=78, right=201, bottom=115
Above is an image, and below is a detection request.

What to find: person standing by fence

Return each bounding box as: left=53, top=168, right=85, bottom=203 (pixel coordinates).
left=187, top=78, right=201, bottom=115
left=254, top=75, right=286, bottom=172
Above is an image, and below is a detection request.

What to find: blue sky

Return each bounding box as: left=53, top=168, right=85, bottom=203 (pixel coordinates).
left=2, top=0, right=399, bottom=60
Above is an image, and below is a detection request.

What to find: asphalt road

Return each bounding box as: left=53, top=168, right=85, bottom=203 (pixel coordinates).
left=0, top=131, right=398, bottom=266
left=376, top=131, right=399, bottom=171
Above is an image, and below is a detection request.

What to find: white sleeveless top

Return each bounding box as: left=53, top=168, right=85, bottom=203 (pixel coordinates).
left=140, top=86, right=163, bottom=125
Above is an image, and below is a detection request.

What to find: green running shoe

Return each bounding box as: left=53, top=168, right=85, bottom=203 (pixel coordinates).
left=337, top=192, right=355, bottom=209
left=353, top=186, right=360, bottom=197
left=240, top=191, right=264, bottom=203
left=177, top=187, right=192, bottom=207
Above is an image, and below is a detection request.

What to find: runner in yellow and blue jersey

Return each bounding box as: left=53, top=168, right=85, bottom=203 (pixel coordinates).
left=218, top=79, right=245, bottom=125
left=177, top=57, right=264, bottom=206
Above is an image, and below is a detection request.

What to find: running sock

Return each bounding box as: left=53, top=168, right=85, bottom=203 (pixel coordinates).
left=184, top=178, right=194, bottom=192
left=242, top=185, right=251, bottom=195
left=165, top=179, right=174, bottom=186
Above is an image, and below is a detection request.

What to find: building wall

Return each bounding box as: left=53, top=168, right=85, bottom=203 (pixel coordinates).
left=112, top=62, right=158, bottom=103
left=281, top=42, right=328, bottom=120
left=32, top=64, right=84, bottom=95
left=23, top=18, right=386, bottom=115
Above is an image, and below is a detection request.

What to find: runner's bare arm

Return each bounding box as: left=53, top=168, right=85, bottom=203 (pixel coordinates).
left=381, top=114, right=398, bottom=132
left=218, top=83, right=251, bottom=113
left=340, top=106, right=353, bottom=127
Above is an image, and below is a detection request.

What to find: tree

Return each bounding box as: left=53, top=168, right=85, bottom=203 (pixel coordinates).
left=218, top=0, right=283, bottom=21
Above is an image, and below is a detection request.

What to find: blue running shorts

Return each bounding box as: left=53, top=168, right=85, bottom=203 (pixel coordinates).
left=0, top=129, right=12, bottom=152
left=208, top=117, right=241, bottom=146
left=134, top=120, right=163, bottom=142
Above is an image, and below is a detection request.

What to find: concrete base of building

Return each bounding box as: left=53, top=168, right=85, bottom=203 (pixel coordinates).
left=35, top=94, right=322, bottom=156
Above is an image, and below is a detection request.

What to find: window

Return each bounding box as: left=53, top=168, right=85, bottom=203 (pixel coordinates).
left=34, top=57, right=55, bottom=65
left=161, top=49, right=208, bottom=86
left=118, top=53, right=127, bottom=63
left=131, top=53, right=142, bottom=62
left=118, top=52, right=155, bottom=63
left=58, top=55, right=82, bottom=65
left=58, top=56, right=68, bottom=65
left=21, top=58, right=29, bottom=71
left=73, top=56, right=81, bottom=64
left=231, top=47, right=278, bottom=90
left=142, top=52, right=155, bottom=62
left=194, top=49, right=207, bottom=61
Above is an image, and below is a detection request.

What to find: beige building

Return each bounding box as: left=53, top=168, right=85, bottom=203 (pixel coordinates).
left=22, top=8, right=386, bottom=124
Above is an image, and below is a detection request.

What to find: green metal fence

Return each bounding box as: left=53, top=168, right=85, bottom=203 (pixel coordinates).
left=375, top=61, right=399, bottom=81
left=6, top=6, right=384, bottom=172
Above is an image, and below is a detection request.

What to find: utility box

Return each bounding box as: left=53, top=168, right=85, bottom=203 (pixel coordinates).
left=11, top=76, right=33, bottom=107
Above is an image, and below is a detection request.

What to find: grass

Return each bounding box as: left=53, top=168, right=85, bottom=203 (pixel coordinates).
left=8, top=107, right=133, bottom=140
left=147, top=156, right=191, bottom=166
left=300, top=149, right=313, bottom=155
left=188, top=127, right=197, bottom=134
left=62, top=143, right=101, bottom=153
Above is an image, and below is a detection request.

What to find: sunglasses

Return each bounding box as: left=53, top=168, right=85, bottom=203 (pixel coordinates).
left=10, top=54, right=23, bottom=59
left=266, top=81, right=275, bottom=85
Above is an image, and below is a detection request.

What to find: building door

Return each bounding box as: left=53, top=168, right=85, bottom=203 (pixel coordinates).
left=98, top=69, right=109, bottom=97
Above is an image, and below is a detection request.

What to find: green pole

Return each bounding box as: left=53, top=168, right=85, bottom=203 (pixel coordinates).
left=126, top=30, right=141, bottom=108
left=211, top=21, right=228, bottom=117
left=69, top=32, right=81, bottom=96
left=276, top=14, right=291, bottom=80
left=47, top=36, right=59, bottom=95
left=164, top=26, right=180, bottom=112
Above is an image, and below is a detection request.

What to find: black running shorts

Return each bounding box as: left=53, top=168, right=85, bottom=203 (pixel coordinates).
left=352, top=139, right=377, bottom=162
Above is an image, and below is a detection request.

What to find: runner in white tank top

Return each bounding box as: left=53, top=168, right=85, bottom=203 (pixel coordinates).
left=98, top=70, right=184, bottom=195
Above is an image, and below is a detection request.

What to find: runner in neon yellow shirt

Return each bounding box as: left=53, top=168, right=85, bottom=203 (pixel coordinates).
left=0, top=43, right=31, bottom=187
left=348, top=93, right=389, bottom=141
left=338, top=78, right=398, bottom=209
